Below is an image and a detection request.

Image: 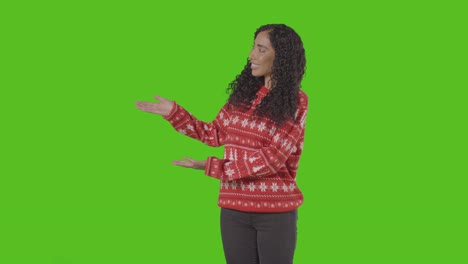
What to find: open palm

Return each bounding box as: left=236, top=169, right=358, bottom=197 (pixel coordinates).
left=172, top=157, right=206, bottom=170
left=135, top=95, right=174, bottom=116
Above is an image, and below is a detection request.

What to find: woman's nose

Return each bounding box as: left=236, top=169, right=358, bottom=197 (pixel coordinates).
left=249, top=50, right=255, bottom=61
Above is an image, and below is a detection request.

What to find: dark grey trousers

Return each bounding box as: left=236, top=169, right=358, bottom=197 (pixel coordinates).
left=220, top=208, right=298, bottom=264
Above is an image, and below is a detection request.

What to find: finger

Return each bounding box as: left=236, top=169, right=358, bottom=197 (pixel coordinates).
left=135, top=103, right=146, bottom=111
left=135, top=101, right=152, bottom=108
left=172, top=159, right=189, bottom=165
left=135, top=101, right=145, bottom=108
left=136, top=102, right=163, bottom=114
left=172, top=160, right=193, bottom=168
left=136, top=103, right=154, bottom=112
left=154, top=95, right=167, bottom=102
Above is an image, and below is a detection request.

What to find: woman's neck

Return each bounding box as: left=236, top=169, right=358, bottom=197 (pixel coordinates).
left=264, top=75, right=272, bottom=89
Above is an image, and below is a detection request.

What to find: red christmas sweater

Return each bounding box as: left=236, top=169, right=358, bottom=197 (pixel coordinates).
left=164, top=86, right=308, bottom=212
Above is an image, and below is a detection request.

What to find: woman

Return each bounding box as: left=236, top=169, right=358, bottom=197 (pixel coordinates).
left=136, top=24, right=307, bottom=264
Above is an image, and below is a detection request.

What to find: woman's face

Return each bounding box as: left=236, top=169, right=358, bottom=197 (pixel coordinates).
left=249, top=30, right=275, bottom=79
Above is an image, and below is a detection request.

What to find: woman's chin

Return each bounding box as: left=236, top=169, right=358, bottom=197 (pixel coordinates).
left=251, top=70, right=262, bottom=77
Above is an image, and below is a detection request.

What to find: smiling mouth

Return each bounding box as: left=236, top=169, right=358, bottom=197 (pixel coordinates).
left=251, top=63, right=260, bottom=69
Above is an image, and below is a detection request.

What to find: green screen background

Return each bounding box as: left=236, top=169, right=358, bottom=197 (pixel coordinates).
left=1, top=0, right=466, bottom=263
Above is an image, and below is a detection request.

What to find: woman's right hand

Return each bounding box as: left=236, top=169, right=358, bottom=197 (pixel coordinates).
left=135, top=95, right=174, bottom=116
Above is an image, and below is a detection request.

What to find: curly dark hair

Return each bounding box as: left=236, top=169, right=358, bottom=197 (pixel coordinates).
left=226, top=24, right=306, bottom=126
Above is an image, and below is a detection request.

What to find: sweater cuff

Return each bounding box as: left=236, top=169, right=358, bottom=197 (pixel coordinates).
left=163, top=102, right=178, bottom=121
left=205, top=156, right=224, bottom=179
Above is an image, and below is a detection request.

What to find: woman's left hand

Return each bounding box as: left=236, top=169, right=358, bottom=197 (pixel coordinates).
left=172, top=157, right=206, bottom=170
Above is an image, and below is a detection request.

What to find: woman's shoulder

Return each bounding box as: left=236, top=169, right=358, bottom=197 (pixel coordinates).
left=298, top=89, right=308, bottom=108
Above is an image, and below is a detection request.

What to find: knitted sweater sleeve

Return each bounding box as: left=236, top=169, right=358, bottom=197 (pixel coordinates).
left=163, top=102, right=228, bottom=147
left=205, top=96, right=308, bottom=180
